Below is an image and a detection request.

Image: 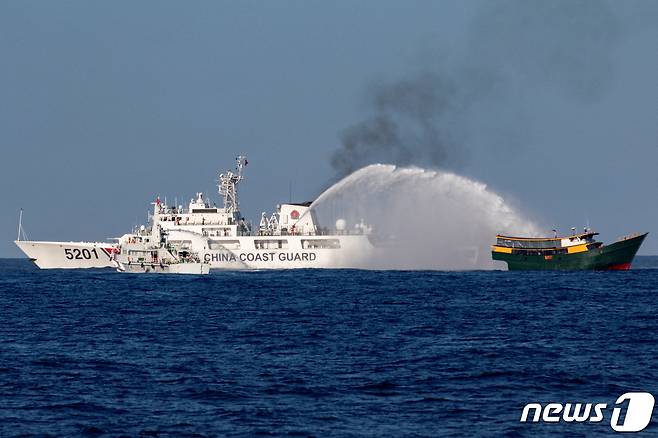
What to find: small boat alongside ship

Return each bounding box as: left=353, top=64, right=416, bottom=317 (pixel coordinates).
left=111, top=226, right=209, bottom=275
left=491, top=230, right=648, bottom=271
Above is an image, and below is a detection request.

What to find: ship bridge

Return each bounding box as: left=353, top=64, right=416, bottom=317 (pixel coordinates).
left=148, top=156, right=323, bottom=240
left=495, top=231, right=599, bottom=249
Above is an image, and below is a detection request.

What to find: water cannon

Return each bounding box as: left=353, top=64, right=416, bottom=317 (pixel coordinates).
left=354, top=219, right=372, bottom=235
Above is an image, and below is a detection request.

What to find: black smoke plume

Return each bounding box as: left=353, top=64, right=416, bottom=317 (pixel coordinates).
left=331, top=0, right=623, bottom=178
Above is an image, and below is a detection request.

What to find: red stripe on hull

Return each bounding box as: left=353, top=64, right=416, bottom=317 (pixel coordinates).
left=605, top=262, right=632, bottom=271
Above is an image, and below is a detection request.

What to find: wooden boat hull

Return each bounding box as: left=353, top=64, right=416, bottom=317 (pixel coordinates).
left=492, top=233, right=648, bottom=271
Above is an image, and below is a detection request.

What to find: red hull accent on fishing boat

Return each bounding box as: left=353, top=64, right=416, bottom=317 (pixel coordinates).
left=605, top=262, right=632, bottom=271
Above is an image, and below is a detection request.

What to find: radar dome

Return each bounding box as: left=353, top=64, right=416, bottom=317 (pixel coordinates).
left=335, top=218, right=347, bottom=232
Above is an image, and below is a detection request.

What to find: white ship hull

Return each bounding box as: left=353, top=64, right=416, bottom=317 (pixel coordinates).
left=15, top=234, right=373, bottom=270
left=15, top=240, right=117, bottom=269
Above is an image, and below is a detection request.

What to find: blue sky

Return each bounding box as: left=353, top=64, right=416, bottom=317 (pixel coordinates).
left=1, top=0, right=656, bottom=256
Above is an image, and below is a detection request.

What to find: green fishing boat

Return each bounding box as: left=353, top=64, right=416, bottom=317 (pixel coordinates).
left=491, top=230, right=648, bottom=271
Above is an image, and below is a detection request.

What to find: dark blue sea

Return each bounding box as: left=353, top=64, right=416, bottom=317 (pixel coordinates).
left=1, top=258, right=658, bottom=437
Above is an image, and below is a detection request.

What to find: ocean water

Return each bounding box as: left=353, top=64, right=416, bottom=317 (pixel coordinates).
left=1, top=258, right=657, bottom=437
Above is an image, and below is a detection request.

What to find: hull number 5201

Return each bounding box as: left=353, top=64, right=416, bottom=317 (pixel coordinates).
left=65, top=248, right=99, bottom=260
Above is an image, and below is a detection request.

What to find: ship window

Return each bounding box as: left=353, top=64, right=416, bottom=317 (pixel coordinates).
left=497, top=238, right=559, bottom=250
left=168, top=239, right=192, bottom=250
left=202, top=227, right=232, bottom=237
left=301, top=239, right=341, bottom=249
left=208, top=240, right=240, bottom=250
left=254, top=239, right=288, bottom=250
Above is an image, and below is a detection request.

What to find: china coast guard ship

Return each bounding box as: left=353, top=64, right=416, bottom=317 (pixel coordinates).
left=15, top=156, right=374, bottom=270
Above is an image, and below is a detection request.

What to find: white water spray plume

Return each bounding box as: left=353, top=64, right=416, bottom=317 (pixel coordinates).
left=310, top=164, right=540, bottom=270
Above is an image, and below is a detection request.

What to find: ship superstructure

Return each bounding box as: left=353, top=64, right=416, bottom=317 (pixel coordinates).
left=144, top=156, right=372, bottom=269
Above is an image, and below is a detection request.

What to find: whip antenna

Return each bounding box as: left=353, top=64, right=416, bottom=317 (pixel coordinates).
left=17, top=209, right=23, bottom=241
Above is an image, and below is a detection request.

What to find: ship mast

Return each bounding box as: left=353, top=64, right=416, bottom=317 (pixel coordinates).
left=17, top=209, right=23, bottom=242
left=218, top=155, right=247, bottom=214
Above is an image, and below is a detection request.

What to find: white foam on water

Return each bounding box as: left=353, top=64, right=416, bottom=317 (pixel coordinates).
left=310, top=164, right=541, bottom=270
